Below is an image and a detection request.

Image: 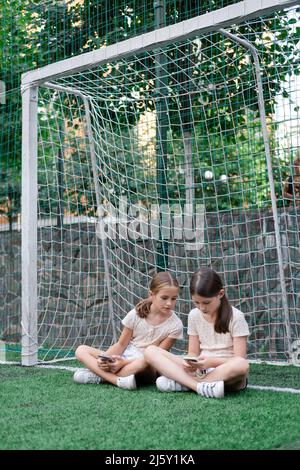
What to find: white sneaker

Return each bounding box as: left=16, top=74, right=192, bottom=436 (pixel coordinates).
left=117, top=375, right=137, bottom=390
left=196, top=367, right=215, bottom=378
left=156, top=376, right=189, bottom=393
left=197, top=380, right=224, bottom=398
left=73, top=368, right=103, bottom=384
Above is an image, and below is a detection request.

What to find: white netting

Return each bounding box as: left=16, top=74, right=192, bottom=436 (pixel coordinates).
left=28, top=7, right=300, bottom=363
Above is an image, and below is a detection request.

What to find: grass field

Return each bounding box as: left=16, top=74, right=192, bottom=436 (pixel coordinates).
left=0, top=363, right=299, bottom=450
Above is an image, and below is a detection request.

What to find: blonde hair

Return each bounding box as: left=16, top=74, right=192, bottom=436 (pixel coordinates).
left=135, top=272, right=179, bottom=318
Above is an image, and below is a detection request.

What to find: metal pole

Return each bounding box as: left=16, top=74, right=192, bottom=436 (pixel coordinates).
left=179, top=42, right=194, bottom=228
left=43, top=82, right=118, bottom=342
left=21, top=84, right=38, bottom=366
left=82, top=97, right=118, bottom=342
left=154, top=0, right=168, bottom=271
left=219, top=28, right=292, bottom=361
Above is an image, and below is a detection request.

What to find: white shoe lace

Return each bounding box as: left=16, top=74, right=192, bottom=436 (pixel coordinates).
left=198, top=381, right=223, bottom=398
left=74, top=369, right=101, bottom=384
left=156, top=376, right=188, bottom=392
left=86, top=372, right=101, bottom=383
left=202, top=383, right=215, bottom=398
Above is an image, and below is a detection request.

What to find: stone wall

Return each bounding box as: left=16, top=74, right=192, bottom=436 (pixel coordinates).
left=1, top=208, right=299, bottom=361
left=0, top=230, right=21, bottom=342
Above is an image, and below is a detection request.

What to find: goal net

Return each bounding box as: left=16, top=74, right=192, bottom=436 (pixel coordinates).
left=21, top=2, right=300, bottom=365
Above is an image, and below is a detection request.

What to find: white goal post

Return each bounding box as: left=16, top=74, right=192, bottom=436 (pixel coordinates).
left=21, top=0, right=300, bottom=366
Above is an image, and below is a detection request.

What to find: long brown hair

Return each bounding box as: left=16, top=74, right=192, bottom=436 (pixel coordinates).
left=189, top=268, right=232, bottom=333
left=135, top=272, right=179, bottom=318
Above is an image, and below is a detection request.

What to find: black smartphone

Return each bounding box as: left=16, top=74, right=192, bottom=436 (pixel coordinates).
left=98, top=354, right=115, bottom=363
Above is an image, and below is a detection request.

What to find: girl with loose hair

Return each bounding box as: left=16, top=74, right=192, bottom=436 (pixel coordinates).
left=74, top=271, right=183, bottom=390
left=144, top=268, right=249, bottom=399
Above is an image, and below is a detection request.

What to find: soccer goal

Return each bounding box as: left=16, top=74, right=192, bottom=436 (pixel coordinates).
left=21, top=0, right=300, bottom=366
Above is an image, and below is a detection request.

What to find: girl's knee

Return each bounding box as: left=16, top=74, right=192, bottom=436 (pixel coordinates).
left=144, top=345, right=159, bottom=362
left=233, top=357, right=249, bottom=376
left=75, top=344, right=88, bottom=360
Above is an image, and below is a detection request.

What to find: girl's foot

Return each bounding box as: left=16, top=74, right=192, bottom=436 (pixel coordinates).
left=73, top=368, right=103, bottom=384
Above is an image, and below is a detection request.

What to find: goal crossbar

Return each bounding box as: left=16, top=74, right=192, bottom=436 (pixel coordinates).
left=21, top=0, right=299, bottom=88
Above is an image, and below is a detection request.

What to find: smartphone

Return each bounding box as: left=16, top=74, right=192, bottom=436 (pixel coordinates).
left=98, top=354, right=115, bottom=363
left=183, top=355, right=198, bottom=363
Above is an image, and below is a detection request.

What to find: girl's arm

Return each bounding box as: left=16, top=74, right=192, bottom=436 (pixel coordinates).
left=183, top=335, right=201, bottom=372
left=197, top=336, right=248, bottom=369
left=157, top=337, right=176, bottom=351
left=232, top=335, right=247, bottom=358
left=98, top=327, right=134, bottom=372
left=185, top=335, right=248, bottom=370
left=187, top=335, right=201, bottom=357
left=105, top=327, right=132, bottom=356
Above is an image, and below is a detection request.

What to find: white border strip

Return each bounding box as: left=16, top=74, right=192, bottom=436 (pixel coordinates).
left=248, top=385, right=300, bottom=394
left=35, top=366, right=300, bottom=395
left=0, top=361, right=20, bottom=365
left=249, top=359, right=300, bottom=367
left=22, top=0, right=299, bottom=87
left=1, top=363, right=299, bottom=394
left=37, top=364, right=78, bottom=372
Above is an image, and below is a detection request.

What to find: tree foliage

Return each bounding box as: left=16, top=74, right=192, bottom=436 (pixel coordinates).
left=0, top=1, right=299, bottom=223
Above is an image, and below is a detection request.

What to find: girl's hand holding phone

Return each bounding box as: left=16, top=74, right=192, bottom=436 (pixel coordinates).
left=97, top=354, right=124, bottom=373
left=183, top=355, right=199, bottom=372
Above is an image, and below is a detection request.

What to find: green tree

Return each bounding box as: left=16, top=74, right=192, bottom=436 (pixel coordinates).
left=1, top=1, right=299, bottom=222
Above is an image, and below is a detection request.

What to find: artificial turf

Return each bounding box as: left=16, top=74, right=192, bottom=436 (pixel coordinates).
left=0, top=363, right=299, bottom=450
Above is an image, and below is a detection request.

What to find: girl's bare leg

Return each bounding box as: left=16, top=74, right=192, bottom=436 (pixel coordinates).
left=146, top=347, right=187, bottom=366
left=117, top=357, right=153, bottom=377
left=75, top=345, right=119, bottom=385
left=117, top=357, right=158, bottom=385
left=199, top=357, right=249, bottom=391
left=145, top=346, right=249, bottom=393
left=144, top=346, right=199, bottom=392
left=75, top=345, right=157, bottom=386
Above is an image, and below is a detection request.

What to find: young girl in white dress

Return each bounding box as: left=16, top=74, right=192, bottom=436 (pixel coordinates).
left=73, top=271, right=183, bottom=390
left=144, top=267, right=249, bottom=398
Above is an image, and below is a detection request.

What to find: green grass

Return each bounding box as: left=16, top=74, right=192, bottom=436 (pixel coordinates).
left=2, top=344, right=74, bottom=362
left=249, top=363, right=300, bottom=389
left=0, top=363, right=299, bottom=450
